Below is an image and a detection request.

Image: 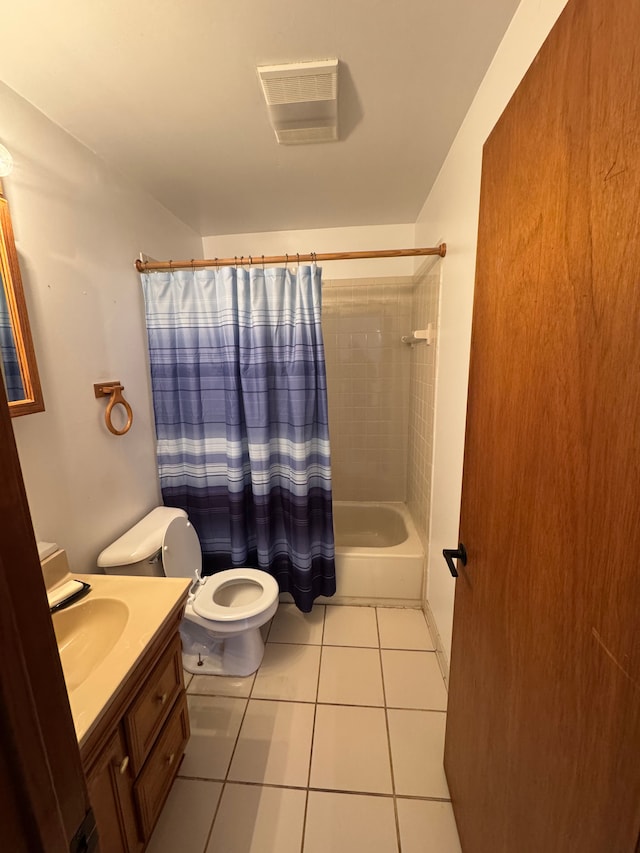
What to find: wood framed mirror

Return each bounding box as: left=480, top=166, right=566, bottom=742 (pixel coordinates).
left=0, top=187, right=44, bottom=416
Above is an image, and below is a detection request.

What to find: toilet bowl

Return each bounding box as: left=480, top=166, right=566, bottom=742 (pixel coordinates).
left=97, top=507, right=279, bottom=676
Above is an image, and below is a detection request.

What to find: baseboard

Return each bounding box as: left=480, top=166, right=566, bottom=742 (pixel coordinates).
left=279, top=592, right=422, bottom=608
left=422, top=599, right=450, bottom=690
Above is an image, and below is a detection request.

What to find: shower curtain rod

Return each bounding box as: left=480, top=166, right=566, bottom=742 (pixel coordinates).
left=134, top=244, right=447, bottom=273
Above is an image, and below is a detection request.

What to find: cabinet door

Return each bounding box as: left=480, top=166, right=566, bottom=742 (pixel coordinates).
left=86, top=726, right=141, bottom=853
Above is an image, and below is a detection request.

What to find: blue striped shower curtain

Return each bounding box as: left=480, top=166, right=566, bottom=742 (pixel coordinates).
left=141, top=265, right=336, bottom=611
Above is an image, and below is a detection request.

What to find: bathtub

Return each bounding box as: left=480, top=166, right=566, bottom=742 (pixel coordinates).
left=319, top=501, right=425, bottom=605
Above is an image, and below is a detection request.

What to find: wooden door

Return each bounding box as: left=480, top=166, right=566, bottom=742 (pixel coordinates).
left=0, top=363, right=93, bottom=844
left=444, top=0, right=640, bottom=850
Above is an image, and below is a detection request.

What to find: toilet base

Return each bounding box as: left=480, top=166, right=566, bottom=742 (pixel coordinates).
left=180, top=622, right=266, bottom=677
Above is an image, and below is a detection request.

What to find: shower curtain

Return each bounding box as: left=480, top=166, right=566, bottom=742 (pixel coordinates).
left=141, top=264, right=336, bottom=611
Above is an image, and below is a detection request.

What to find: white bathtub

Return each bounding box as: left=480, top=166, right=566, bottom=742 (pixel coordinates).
left=319, top=501, right=425, bottom=605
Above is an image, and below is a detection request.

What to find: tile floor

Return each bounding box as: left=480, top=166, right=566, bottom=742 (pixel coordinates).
left=147, top=605, right=462, bottom=853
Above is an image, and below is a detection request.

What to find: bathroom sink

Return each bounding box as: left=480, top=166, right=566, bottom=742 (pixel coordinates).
left=52, top=597, right=129, bottom=691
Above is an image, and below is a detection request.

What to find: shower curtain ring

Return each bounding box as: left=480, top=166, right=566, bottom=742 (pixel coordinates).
left=285, top=253, right=289, bottom=270
left=234, top=256, right=238, bottom=269
left=296, top=252, right=300, bottom=266
left=168, top=259, right=173, bottom=269
left=249, top=255, right=253, bottom=266
left=262, top=255, right=265, bottom=270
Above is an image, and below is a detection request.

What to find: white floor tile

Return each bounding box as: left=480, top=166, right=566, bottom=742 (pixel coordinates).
left=188, top=672, right=255, bottom=698
left=397, top=799, right=462, bottom=853
left=387, top=709, right=450, bottom=798
left=309, top=704, right=392, bottom=794
left=252, top=643, right=321, bottom=702
left=317, top=646, right=384, bottom=706
left=268, top=602, right=325, bottom=644
left=179, top=695, right=246, bottom=780
left=381, top=650, right=448, bottom=710
left=377, top=608, right=434, bottom=650
left=206, top=784, right=306, bottom=853
left=304, top=790, right=399, bottom=853
left=228, top=699, right=315, bottom=787
left=146, top=778, right=222, bottom=853
left=323, top=605, right=379, bottom=647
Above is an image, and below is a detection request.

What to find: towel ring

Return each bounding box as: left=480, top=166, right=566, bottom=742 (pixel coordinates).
left=94, top=382, right=133, bottom=436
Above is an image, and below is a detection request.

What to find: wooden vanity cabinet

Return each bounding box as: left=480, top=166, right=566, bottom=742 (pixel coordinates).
left=82, top=608, right=189, bottom=852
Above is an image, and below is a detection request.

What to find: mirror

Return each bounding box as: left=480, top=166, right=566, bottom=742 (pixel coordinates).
left=0, top=188, right=44, bottom=416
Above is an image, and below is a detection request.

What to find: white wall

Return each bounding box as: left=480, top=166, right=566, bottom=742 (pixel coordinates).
left=203, top=224, right=415, bottom=280
left=1, top=82, right=203, bottom=573
left=415, top=0, right=570, bottom=666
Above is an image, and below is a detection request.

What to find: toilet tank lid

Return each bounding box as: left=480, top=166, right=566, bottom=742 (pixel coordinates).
left=97, top=507, right=188, bottom=567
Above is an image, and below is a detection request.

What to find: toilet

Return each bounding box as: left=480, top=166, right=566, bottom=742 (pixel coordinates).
left=97, top=507, right=279, bottom=676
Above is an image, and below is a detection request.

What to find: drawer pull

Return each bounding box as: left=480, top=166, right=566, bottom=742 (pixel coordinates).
left=166, top=753, right=175, bottom=766
left=157, top=692, right=168, bottom=705
left=117, top=755, right=129, bottom=775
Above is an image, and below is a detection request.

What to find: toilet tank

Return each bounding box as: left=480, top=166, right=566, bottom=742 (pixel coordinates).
left=98, top=506, right=187, bottom=577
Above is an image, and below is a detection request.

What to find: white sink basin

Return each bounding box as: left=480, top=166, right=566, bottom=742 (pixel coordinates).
left=52, top=597, right=129, bottom=691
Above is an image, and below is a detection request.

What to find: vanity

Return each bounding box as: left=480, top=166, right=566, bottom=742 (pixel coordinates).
left=46, top=551, right=191, bottom=852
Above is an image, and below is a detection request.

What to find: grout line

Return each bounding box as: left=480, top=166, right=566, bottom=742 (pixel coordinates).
left=174, top=775, right=452, bottom=803
left=223, top=697, right=251, bottom=783
left=300, top=629, right=325, bottom=853
left=196, top=688, right=254, bottom=849
left=185, top=693, right=448, bottom=713
left=186, top=692, right=444, bottom=712
left=300, top=788, right=310, bottom=853
left=376, top=607, right=403, bottom=853
left=267, top=641, right=436, bottom=653
left=201, top=779, right=226, bottom=853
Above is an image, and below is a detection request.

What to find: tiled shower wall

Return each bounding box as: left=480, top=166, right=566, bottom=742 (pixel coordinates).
left=407, top=264, right=441, bottom=550
left=322, top=278, right=413, bottom=501
left=321, top=266, right=440, bottom=541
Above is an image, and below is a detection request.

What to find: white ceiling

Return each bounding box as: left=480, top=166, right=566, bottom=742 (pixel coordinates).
left=1, top=0, right=521, bottom=237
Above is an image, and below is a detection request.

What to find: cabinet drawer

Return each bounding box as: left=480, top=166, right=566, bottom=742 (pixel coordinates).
left=134, top=692, right=189, bottom=839
left=124, top=633, right=183, bottom=774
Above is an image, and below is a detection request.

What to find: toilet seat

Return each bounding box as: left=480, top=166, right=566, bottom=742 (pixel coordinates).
left=192, top=569, right=279, bottom=622
left=162, top=516, right=202, bottom=578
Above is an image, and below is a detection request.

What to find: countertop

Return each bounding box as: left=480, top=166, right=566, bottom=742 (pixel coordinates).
left=52, top=572, right=190, bottom=747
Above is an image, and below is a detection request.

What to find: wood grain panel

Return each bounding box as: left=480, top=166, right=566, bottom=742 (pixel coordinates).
left=444, top=0, right=640, bottom=850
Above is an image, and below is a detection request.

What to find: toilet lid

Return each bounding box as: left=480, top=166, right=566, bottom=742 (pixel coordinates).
left=192, top=569, right=279, bottom=621
left=162, top=517, right=202, bottom=578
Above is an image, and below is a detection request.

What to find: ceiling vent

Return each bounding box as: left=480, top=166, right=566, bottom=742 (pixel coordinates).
left=257, top=59, right=339, bottom=145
